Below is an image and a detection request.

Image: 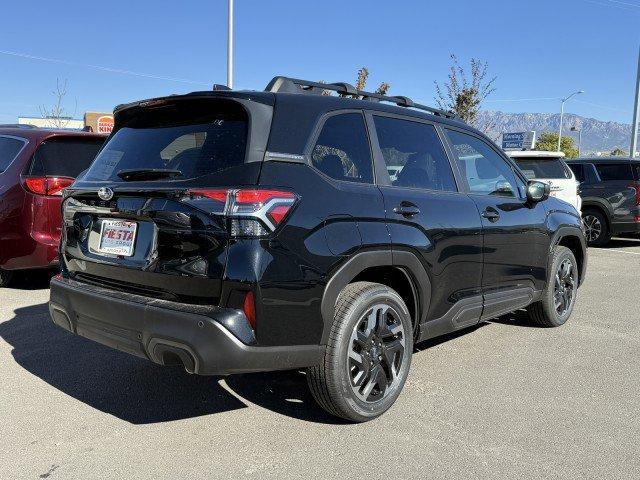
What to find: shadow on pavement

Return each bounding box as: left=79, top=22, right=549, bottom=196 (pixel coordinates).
left=6, top=269, right=54, bottom=290
left=2, top=302, right=511, bottom=425
left=414, top=322, right=486, bottom=352
left=598, top=237, right=640, bottom=249
left=0, top=302, right=344, bottom=425
left=488, top=309, right=544, bottom=329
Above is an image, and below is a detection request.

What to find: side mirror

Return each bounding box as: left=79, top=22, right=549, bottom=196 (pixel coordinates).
left=527, top=181, right=550, bottom=202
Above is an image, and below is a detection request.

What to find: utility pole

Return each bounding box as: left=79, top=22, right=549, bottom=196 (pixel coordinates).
left=227, top=0, right=234, bottom=89
left=631, top=46, right=640, bottom=158
left=558, top=90, right=584, bottom=152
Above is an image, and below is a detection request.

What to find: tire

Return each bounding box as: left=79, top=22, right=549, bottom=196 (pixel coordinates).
left=582, top=209, right=610, bottom=247
left=527, top=246, right=578, bottom=327
left=307, top=281, right=413, bottom=422
left=0, top=268, right=13, bottom=288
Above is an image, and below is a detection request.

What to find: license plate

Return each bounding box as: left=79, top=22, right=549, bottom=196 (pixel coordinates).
left=97, top=219, right=137, bottom=256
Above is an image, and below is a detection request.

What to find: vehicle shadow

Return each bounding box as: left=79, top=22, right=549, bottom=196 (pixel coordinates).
left=6, top=269, right=54, bottom=290
left=598, top=237, right=640, bottom=249
left=414, top=322, right=486, bottom=352
left=0, top=302, right=343, bottom=425
left=487, top=309, right=542, bottom=328
left=2, top=303, right=510, bottom=425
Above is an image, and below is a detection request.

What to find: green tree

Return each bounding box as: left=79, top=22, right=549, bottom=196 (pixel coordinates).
left=610, top=147, right=627, bottom=156
left=434, top=54, right=496, bottom=127
left=535, top=132, right=579, bottom=158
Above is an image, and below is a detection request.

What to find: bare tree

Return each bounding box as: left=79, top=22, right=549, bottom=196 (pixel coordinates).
left=321, top=68, right=391, bottom=97
left=356, top=67, right=390, bottom=95
left=434, top=55, right=496, bottom=127
left=39, top=79, right=76, bottom=128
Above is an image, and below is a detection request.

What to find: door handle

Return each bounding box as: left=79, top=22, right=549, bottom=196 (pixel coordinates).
left=481, top=208, right=500, bottom=222
left=394, top=203, right=420, bottom=217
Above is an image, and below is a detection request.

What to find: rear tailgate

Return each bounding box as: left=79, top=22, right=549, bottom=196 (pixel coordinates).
left=62, top=188, right=230, bottom=303
left=60, top=94, right=273, bottom=304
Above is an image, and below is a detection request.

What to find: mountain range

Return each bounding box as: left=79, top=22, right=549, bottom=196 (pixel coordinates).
left=475, top=111, right=633, bottom=154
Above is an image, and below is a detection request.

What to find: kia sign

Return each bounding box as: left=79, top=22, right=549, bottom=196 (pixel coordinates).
left=502, top=131, right=536, bottom=151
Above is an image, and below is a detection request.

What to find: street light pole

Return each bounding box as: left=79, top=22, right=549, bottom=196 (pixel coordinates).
left=631, top=46, right=640, bottom=158
left=227, top=0, right=234, bottom=89
left=558, top=90, right=584, bottom=152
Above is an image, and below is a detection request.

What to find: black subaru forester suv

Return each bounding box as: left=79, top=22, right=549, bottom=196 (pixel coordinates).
left=49, top=77, right=586, bottom=422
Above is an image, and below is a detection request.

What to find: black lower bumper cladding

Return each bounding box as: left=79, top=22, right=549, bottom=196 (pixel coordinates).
left=48, top=276, right=321, bottom=375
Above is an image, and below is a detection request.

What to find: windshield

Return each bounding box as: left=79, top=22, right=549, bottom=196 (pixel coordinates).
left=83, top=100, right=248, bottom=182
left=513, top=157, right=571, bottom=180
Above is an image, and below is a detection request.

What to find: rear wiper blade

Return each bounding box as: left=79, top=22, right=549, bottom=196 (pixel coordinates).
left=116, top=168, right=183, bottom=181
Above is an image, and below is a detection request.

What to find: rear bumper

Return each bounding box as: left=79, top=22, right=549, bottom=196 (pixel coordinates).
left=49, top=276, right=321, bottom=375
left=0, top=236, right=59, bottom=270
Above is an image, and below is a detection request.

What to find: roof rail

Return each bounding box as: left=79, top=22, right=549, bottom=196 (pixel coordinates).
left=264, top=76, right=457, bottom=119
left=0, top=123, right=36, bottom=129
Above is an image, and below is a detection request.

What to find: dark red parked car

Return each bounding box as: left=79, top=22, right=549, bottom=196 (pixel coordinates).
left=0, top=126, right=105, bottom=286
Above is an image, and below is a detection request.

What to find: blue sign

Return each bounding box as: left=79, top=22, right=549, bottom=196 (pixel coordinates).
left=502, top=131, right=536, bottom=150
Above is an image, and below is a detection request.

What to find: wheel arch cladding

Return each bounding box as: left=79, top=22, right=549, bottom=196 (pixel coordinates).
left=552, top=228, right=587, bottom=286
left=320, top=250, right=431, bottom=344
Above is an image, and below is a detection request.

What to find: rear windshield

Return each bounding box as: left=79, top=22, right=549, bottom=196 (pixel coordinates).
left=0, top=136, right=27, bottom=172
left=513, top=157, right=571, bottom=179
left=29, top=137, right=104, bottom=177
left=83, top=99, right=248, bottom=182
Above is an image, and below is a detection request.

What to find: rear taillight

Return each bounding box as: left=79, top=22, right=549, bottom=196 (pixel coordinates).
left=23, top=176, right=74, bottom=196
left=185, top=188, right=297, bottom=237
left=629, top=183, right=640, bottom=205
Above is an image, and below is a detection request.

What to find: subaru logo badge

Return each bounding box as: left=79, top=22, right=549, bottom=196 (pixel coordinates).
left=98, top=187, right=114, bottom=201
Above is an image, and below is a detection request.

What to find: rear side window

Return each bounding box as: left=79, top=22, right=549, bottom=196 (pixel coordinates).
left=594, top=163, right=633, bottom=181
left=84, top=99, right=248, bottom=182
left=29, top=137, right=104, bottom=177
left=311, top=113, right=373, bottom=183
left=513, top=158, right=571, bottom=180
left=373, top=116, right=456, bottom=191
left=0, top=136, right=27, bottom=172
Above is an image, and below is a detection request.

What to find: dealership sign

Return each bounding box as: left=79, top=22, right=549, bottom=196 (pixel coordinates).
left=502, top=131, right=536, bottom=150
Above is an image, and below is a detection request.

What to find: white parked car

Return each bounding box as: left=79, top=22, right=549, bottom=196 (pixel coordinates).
left=506, top=150, right=582, bottom=213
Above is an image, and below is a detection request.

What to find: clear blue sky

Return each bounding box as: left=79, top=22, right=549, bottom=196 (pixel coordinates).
left=1, top=0, right=638, bottom=124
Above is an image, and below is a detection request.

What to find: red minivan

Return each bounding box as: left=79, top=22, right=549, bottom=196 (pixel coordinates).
left=0, top=126, right=105, bottom=286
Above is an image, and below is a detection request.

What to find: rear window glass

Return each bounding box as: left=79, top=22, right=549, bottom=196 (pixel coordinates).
left=594, top=163, right=633, bottom=181
left=29, top=137, right=104, bottom=177
left=513, top=157, right=571, bottom=179
left=84, top=100, right=248, bottom=182
left=0, top=136, right=27, bottom=172
left=311, top=113, right=373, bottom=184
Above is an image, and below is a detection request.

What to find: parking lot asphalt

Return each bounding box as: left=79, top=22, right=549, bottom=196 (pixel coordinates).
left=1, top=239, right=639, bottom=480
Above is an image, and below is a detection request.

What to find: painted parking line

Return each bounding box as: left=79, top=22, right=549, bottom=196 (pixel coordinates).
left=593, top=248, right=640, bottom=256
